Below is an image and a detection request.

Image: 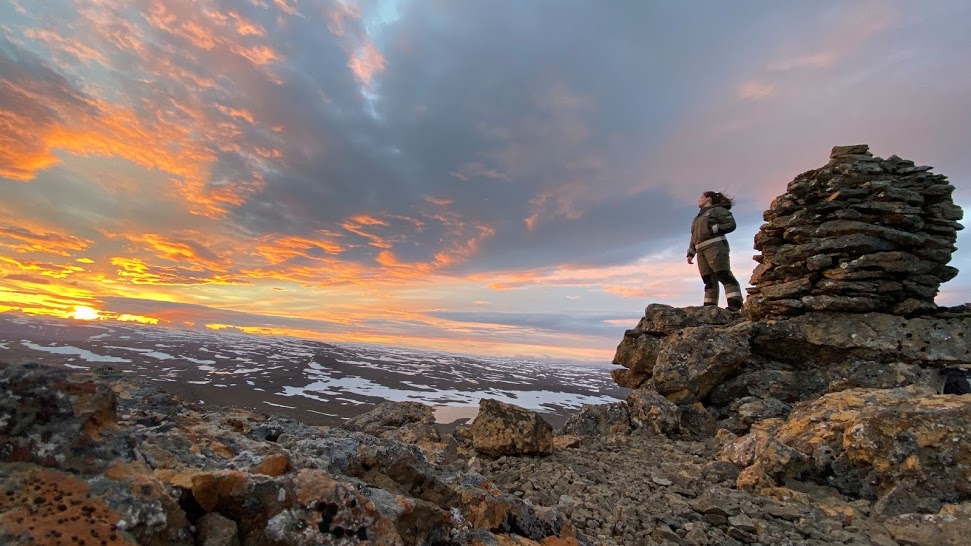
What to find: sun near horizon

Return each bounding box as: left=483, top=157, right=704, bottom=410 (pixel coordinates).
left=68, top=306, right=101, bottom=321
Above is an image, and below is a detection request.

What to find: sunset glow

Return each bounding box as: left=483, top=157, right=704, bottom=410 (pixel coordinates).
left=70, top=306, right=101, bottom=321
left=1, top=1, right=969, bottom=362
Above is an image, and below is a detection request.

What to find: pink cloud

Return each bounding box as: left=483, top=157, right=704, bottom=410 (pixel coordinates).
left=738, top=80, right=776, bottom=100
left=348, top=40, right=386, bottom=85
left=326, top=1, right=361, bottom=37
left=767, top=53, right=834, bottom=71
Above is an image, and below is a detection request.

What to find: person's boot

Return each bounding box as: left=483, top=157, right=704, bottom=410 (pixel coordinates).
left=727, top=297, right=743, bottom=312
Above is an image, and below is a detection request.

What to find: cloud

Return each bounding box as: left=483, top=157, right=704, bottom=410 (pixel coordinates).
left=738, top=80, right=775, bottom=100
left=426, top=310, right=627, bottom=337
left=767, top=53, right=834, bottom=71
left=0, top=0, right=969, bottom=361
left=348, top=39, right=386, bottom=85
left=0, top=223, right=91, bottom=256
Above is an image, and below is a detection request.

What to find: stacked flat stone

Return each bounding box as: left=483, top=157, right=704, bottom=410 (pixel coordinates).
left=745, top=144, right=964, bottom=319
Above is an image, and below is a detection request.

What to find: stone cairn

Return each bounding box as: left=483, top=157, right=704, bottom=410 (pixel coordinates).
left=745, top=144, right=964, bottom=319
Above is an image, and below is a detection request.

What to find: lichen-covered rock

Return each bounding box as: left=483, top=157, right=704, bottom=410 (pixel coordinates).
left=0, top=364, right=586, bottom=545
left=558, top=402, right=631, bottom=437
left=724, top=387, right=971, bottom=508
left=343, top=401, right=436, bottom=434
left=0, top=465, right=143, bottom=545
left=612, top=306, right=744, bottom=389
left=0, top=362, right=119, bottom=472
left=470, top=399, right=553, bottom=457
left=342, top=401, right=459, bottom=465
left=883, top=513, right=971, bottom=546
left=625, top=387, right=681, bottom=437
left=650, top=322, right=753, bottom=404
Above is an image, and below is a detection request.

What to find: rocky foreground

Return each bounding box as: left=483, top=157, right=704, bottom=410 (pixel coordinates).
left=1, top=333, right=969, bottom=546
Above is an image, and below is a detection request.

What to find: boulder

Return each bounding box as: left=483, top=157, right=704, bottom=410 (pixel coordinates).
left=650, top=322, right=753, bottom=404
left=559, top=402, right=631, bottom=436
left=0, top=362, right=118, bottom=472
left=626, top=388, right=681, bottom=437
left=469, top=399, right=553, bottom=457
left=723, top=387, right=971, bottom=507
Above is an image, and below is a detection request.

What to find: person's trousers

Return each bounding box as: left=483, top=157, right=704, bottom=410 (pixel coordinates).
left=696, top=243, right=743, bottom=308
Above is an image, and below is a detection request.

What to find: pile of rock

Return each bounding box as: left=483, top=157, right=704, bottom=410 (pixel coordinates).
left=745, top=144, right=963, bottom=319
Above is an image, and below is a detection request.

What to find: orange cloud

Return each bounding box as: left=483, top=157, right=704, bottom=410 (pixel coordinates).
left=255, top=233, right=345, bottom=265
left=342, top=216, right=393, bottom=249
left=215, top=104, right=256, bottom=124
left=0, top=224, right=91, bottom=256
left=432, top=224, right=495, bottom=267
left=23, top=28, right=108, bottom=65
left=274, top=0, right=301, bottom=17
left=349, top=40, right=386, bottom=85
left=240, top=260, right=370, bottom=287
left=110, top=256, right=248, bottom=286
left=144, top=3, right=281, bottom=67
left=1, top=49, right=278, bottom=216
left=424, top=196, right=454, bottom=206
left=207, top=9, right=268, bottom=37
left=0, top=256, right=86, bottom=280
left=0, top=47, right=252, bottom=215
left=126, top=233, right=226, bottom=270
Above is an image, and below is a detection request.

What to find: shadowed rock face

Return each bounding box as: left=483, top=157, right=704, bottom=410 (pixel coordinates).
left=745, top=144, right=963, bottom=320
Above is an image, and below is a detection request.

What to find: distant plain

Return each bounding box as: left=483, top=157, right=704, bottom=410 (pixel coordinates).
left=0, top=314, right=627, bottom=428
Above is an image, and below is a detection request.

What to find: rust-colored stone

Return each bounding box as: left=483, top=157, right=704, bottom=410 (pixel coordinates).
left=0, top=466, right=136, bottom=545
left=252, top=453, right=290, bottom=476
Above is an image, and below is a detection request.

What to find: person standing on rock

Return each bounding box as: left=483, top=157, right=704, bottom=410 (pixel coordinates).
left=686, top=191, right=744, bottom=311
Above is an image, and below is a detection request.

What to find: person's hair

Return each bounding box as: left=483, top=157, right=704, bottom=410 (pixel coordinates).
left=703, top=191, right=734, bottom=209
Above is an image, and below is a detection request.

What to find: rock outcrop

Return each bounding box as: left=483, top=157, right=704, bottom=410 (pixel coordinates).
left=745, top=144, right=963, bottom=319
left=605, top=145, right=970, bottom=542
left=0, top=363, right=588, bottom=546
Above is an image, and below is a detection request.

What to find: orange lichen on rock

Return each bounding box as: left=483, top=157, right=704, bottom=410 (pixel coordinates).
left=0, top=465, right=136, bottom=545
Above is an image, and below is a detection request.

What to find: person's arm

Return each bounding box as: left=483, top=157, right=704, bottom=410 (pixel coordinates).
left=709, top=207, right=736, bottom=235
left=687, top=242, right=696, bottom=264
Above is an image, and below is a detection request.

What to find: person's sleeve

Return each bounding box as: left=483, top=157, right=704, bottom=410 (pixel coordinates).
left=710, top=208, right=736, bottom=235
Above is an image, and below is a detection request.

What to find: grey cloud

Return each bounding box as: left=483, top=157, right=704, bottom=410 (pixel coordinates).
left=224, top=0, right=815, bottom=272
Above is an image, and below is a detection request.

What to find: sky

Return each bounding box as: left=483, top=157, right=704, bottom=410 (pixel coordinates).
left=1, top=0, right=969, bottom=363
